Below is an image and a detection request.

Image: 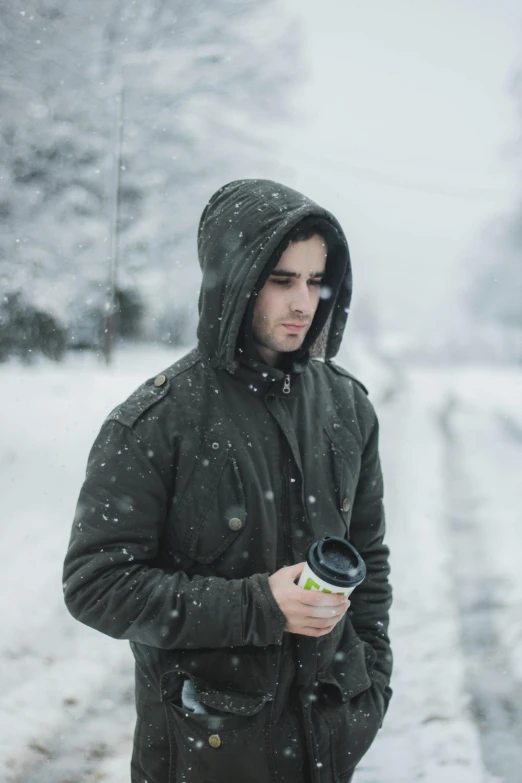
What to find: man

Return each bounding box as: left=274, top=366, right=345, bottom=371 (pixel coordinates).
left=63, top=179, right=392, bottom=783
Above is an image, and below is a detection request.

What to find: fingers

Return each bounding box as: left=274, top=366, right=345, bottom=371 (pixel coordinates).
left=270, top=563, right=351, bottom=639
left=300, top=616, right=342, bottom=630
left=298, top=606, right=348, bottom=628
left=285, top=601, right=349, bottom=635
left=300, top=625, right=337, bottom=637
left=288, top=621, right=339, bottom=637
left=306, top=604, right=350, bottom=620
left=296, top=589, right=349, bottom=607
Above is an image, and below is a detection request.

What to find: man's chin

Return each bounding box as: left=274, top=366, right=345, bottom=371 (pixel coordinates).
left=278, top=335, right=306, bottom=353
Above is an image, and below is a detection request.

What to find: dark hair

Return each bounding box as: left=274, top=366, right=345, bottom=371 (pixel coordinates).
left=285, top=222, right=327, bottom=247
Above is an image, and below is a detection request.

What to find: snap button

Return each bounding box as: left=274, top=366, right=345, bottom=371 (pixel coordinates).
left=342, top=498, right=350, bottom=513
left=154, top=374, right=166, bottom=387
left=208, top=734, right=221, bottom=749
left=211, top=442, right=220, bottom=450
left=228, top=517, right=243, bottom=531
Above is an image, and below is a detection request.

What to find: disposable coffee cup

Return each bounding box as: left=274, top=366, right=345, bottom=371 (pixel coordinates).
left=297, top=536, right=366, bottom=597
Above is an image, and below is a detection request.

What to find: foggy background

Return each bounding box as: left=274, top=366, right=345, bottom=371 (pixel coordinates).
left=1, top=1, right=522, bottom=781
left=278, top=0, right=522, bottom=362
left=2, top=0, right=521, bottom=361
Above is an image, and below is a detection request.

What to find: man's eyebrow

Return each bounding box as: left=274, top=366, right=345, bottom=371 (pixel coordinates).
left=269, top=270, right=325, bottom=279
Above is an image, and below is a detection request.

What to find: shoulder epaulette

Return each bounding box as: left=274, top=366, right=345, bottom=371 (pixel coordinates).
left=164, top=348, right=202, bottom=381
left=107, top=348, right=201, bottom=428
left=325, top=360, right=369, bottom=395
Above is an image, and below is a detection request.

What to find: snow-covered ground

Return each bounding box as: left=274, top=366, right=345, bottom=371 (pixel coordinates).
left=0, top=345, right=183, bottom=783
left=1, top=347, right=520, bottom=782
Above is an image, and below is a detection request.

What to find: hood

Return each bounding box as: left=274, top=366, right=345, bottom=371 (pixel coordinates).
left=196, top=179, right=352, bottom=372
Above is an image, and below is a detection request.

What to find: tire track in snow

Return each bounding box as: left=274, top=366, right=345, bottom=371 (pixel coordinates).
left=439, top=393, right=522, bottom=783
left=355, top=369, right=485, bottom=783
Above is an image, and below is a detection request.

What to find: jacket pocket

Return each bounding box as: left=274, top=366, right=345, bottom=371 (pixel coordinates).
left=324, top=421, right=360, bottom=532
left=312, top=638, right=384, bottom=781
left=171, top=438, right=247, bottom=564
left=161, top=670, right=272, bottom=783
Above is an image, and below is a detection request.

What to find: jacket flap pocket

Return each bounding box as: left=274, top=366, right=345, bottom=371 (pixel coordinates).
left=160, top=669, right=269, bottom=716
left=191, top=677, right=270, bottom=716
left=323, top=423, right=360, bottom=524
left=324, top=421, right=360, bottom=478
left=317, top=638, right=372, bottom=701
left=160, top=668, right=185, bottom=701
left=172, top=439, right=247, bottom=564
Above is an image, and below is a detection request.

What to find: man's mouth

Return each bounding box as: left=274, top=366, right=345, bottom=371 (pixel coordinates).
left=282, top=323, right=307, bottom=334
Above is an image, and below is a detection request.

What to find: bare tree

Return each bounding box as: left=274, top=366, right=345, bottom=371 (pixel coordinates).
left=0, top=0, right=299, bottom=354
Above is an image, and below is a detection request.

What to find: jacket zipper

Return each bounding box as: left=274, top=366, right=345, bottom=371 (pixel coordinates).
left=279, top=416, right=309, bottom=776
left=273, top=390, right=312, bottom=778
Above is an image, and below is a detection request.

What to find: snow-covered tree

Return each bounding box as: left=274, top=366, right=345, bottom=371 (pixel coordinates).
left=0, top=0, right=298, bottom=356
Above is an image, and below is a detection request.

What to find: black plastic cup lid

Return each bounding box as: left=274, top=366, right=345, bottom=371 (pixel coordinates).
left=306, top=536, right=366, bottom=588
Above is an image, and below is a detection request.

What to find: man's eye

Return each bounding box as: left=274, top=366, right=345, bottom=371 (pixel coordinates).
left=271, top=278, right=291, bottom=286
left=308, top=279, right=321, bottom=286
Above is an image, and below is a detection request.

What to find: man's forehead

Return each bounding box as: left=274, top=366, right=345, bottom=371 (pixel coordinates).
left=272, top=239, right=327, bottom=274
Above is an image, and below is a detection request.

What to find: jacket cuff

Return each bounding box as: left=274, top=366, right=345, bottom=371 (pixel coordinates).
left=242, top=573, right=287, bottom=646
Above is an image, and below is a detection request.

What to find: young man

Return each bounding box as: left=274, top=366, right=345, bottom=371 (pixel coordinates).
left=63, top=179, right=392, bottom=783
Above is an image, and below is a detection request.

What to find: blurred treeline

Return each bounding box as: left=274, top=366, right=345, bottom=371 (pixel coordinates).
left=0, top=0, right=297, bottom=361
left=465, top=71, right=522, bottom=364
left=467, top=211, right=522, bottom=361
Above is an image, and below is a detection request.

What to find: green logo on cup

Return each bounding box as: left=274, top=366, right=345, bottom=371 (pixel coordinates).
left=303, top=576, right=321, bottom=591
left=303, top=576, right=343, bottom=594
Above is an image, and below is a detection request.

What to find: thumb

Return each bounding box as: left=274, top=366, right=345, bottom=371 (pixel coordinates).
left=287, top=561, right=306, bottom=581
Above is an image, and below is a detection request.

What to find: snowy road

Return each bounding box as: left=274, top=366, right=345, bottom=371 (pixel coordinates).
left=357, top=365, right=522, bottom=783
left=440, top=387, right=522, bottom=781
left=1, top=354, right=520, bottom=782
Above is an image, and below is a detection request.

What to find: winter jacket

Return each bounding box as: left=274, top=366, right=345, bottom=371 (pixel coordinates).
left=63, top=179, right=392, bottom=783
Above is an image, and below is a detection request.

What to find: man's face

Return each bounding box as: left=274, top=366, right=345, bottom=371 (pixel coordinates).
left=252, top=234, right=327, bottom=367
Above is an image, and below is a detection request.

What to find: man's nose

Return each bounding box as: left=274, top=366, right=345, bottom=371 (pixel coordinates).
left=290, top=285, right=313, bottom=315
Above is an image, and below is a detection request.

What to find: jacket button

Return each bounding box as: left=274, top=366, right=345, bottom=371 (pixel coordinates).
left=208, top=734, right=221, bottom=748
left=342, top=498, right=350, bottom=513
left=154, top=374, right=166, bottom=387
left=211, top=442, right=220, bottom=450
left=333, top=422, right=340, bottom=430
left=228, top=517, right=243, bottom=531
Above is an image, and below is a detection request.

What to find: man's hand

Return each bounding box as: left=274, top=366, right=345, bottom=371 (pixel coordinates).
left=269, top=562, right=350, bottom=637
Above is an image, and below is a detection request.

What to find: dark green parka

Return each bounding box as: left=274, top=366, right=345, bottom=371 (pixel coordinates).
left=63, top=179, right=392, bottom=783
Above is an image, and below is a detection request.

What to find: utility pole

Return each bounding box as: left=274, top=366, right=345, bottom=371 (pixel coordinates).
left=104, top=78, right=125, bottom=365
left=103, top=52, right=166, bottom=364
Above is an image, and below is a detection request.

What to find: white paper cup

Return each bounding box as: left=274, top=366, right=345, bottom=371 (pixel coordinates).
left=297, top=536, right=366, bottom=597
left=297, top=561, right=355, bottom=596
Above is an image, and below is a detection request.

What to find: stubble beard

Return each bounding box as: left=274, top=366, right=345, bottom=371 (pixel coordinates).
left=253, top=320, right=309, bottom=357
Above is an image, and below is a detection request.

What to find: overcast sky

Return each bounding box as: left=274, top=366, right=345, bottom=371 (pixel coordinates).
left=272, top=0, right=522, bottom=342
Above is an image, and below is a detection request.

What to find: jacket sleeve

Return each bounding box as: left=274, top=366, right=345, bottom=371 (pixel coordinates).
left=348, top=404, right=393, bottom=709
left=62, top=419, right=285, bottom=650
